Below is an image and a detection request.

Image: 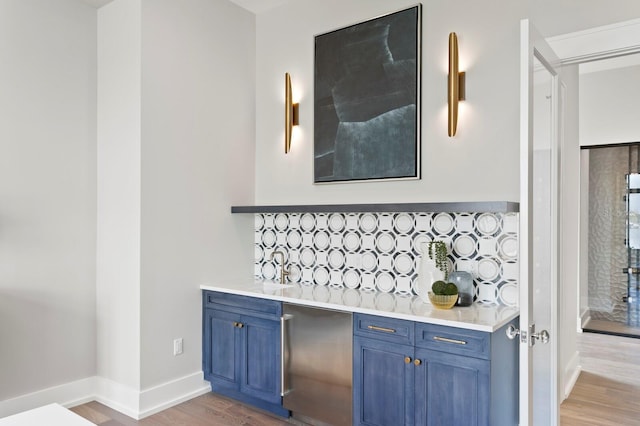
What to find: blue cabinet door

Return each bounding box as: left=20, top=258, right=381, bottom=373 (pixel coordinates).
left=203, top=309, right=240, bottom=390
left=239, top=314, right=281, bottom=404
left=354, top=335, right=415, bottom=426
left=203, top=303, right=287, bottom=417
left=414, top=348, right=490, bottom=426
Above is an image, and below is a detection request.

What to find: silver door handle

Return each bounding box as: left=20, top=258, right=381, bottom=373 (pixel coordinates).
left=280, top=314, right=293, bottom=397
left=506, top=324, right=520, bottom=340
left=507, top=324, right=550, bottom=345
left=532, top=329, right=550, bottom=344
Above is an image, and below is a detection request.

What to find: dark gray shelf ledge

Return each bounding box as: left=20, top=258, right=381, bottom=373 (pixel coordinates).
left=231, top=201, right=519, bottom=214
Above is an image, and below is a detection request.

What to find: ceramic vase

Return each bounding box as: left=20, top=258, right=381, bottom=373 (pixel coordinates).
left=416, top=243, right=445, bottom=302
left=448, top=271, right=474, bottom=306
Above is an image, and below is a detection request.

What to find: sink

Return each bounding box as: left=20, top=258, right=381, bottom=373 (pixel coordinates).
left=261, top=281, right=295, bottom=291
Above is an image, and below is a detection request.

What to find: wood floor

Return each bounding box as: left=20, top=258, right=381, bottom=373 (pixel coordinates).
left=70, top=393, right=293, bottom=426
left=70, top=331, right=640, bottom=426
left=560, top=331, right=640, bottom=425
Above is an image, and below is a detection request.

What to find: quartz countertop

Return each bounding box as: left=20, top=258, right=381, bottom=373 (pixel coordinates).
left=200, top=280, right=519, bottom=333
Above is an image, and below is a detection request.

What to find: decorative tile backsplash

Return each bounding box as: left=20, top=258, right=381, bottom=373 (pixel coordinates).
left=254, top=212, right=519, bottom=306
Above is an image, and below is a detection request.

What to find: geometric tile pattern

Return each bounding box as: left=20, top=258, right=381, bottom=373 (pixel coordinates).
left=254, top=212, right=519, bottom=306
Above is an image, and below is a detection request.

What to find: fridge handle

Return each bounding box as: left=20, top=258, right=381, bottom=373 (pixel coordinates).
left=280, top=313, right=293, bottom=397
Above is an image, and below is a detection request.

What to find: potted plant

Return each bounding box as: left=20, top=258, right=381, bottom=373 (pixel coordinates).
left=427, top=240, right=449, bottom=280
left=416, top=240, right=450, bottom=302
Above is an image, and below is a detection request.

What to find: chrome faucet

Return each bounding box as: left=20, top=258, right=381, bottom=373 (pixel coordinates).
left=270, top=250, right=290, bottom=284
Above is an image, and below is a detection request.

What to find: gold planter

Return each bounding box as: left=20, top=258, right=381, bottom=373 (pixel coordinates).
left=428, top=292, right=458, bottom=309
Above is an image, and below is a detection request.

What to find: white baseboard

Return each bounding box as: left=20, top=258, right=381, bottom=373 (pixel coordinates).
left=563, top=351, right=581, bottom=400
left=93, top=376, right=141, bottom=419
left=0, top=372, right=211, bottom=420
left=0, top=377, right=97, bottom=418
left=138, top=371, right=211, bottom=419
left=579, top=308, right=591, bottom=330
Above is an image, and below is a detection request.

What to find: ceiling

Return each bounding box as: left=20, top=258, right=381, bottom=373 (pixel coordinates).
left=81, top=0, right=113, bottom=7
left=80, top=0, right=290, bottom=13
left=227, top=0, right=290, bottom=13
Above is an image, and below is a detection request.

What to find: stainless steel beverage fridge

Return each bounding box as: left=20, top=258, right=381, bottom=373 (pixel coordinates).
left=281, top=303, right=352, bottom=426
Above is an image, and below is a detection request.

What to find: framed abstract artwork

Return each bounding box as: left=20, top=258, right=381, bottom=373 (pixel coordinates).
left=314, top=5, right=421, bottom=183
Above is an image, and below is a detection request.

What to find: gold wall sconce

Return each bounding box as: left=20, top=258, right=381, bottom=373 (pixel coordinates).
left=448, top=32, right=466, bottom=137
left=284, top=72, right=300, bottom=153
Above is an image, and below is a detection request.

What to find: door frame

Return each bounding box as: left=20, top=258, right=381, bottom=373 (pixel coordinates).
left=547, top=19, right=640, bottom=335
left=547, top=18, right=640, bottom=65
left=550, top=14, right=640, bottom=370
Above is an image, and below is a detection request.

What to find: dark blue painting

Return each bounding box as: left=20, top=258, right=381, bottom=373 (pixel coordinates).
left=314, top=5, right=421, bottom=183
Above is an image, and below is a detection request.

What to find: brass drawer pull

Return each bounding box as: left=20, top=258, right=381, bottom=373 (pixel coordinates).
left=368, top=325, right=396, bottom=333
left=404, top=356, right=412, bottom=364
left=433, top=336, right=467, bottom=345
left=233, top=322, right=244, bottom=328
left=414, top=359, right=422, bottom=366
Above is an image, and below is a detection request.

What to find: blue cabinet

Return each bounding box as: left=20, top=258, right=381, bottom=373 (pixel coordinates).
left=202, top=291, right=288, bottom=417
left=354, top=314, right=518, bottom=426
left=354, top=335, right=415, bottom=425
left=414, top=348, right=490, bottom=425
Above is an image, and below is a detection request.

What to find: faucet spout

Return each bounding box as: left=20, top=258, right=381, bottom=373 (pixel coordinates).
left=270, top=250, right=290, bottom=284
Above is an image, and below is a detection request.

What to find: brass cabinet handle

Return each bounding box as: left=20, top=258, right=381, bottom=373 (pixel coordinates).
left=414, top=359, right=422, bottom=366
left=433, top=336, right=467, bottom=345
left=233, top=322, right=244, bottom=328
left=368, top=325, right=396, bottom=333
left=404, top=356, right=411, bottom=364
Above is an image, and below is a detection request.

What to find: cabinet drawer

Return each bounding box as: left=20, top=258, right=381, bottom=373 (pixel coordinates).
left=415, top=323, right=489, bottom=359
left=353, top=313, right=414, bottom=345
left=203, top=291, right=281, bottom=319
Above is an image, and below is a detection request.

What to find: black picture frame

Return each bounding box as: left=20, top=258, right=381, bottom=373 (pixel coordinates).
left=314, top=5, right=421, bottom=184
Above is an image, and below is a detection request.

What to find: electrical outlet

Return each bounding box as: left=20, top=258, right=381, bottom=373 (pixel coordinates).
left=173, top=338, right=183, bottom=356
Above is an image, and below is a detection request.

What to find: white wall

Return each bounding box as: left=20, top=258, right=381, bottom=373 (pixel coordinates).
left=580, top=64, right=640, bottom=146
left=255, top=0, right=526, bottom=205
left=139, top=0, right=256, bottom=390
left=95, top=0, right=256, bottom=412
left=1, top=0, right=255, bottom=417
left=530, top=0, right=640, bottom=36
left=0, top=0, right=97, bottom=401
left=254, top=0, right=640, bottom=206
left=96, top=0, right=142, bottom=392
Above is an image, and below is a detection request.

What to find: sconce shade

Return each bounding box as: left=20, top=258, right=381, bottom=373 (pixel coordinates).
left=284, top=73, right=299, bottom=153
left=448, top=32, right=465, bottom=137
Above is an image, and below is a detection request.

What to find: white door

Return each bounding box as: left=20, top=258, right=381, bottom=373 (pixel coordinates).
left=518, top=19, right=563, bottom=426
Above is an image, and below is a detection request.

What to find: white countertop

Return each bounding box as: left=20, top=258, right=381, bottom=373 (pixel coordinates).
left=200, top=280, right=519, bottom=332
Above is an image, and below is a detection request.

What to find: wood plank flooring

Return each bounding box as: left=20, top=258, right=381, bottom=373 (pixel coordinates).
left=70, top=331, right=640, bottom=426
left=560, top=331, right=640, bottom=425
left=70, top=393, right=293, bottom=426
